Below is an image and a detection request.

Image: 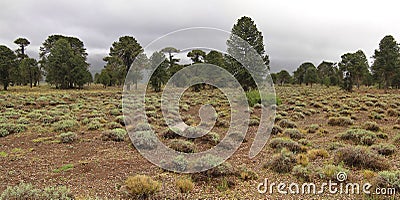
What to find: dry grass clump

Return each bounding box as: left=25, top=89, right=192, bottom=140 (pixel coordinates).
left=307, top=148, right=329, bottom=160
left=125, top=175, right=160, bottom=198
left=278, top=119, right=297, bottom=128
left=176, top=177, right=194, bottom=193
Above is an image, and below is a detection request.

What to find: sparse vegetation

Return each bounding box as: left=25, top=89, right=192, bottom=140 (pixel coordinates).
left=335, top=146, right=390, bottom=171
left=125, top=175, right=160, bottom=198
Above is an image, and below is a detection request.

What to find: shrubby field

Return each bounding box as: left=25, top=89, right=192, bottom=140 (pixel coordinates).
left=0, top=84, right=399, bottom=199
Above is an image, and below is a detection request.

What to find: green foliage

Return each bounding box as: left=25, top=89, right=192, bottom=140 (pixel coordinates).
left=293, top=62, right=315, bottom=85
left=53, top=164, right=74, bottom=173
left=125, top=175, right=160, bottom=198
left=372, top=35, right=400, bottom=90
left=276, top=70, right=292, bottom=85
left=53, top=120, right=79, bottom=132
left=245, top=90, right=281, bottom=107
left=284, top=128, right=303, bottom=140
left=149, top=51, right=169, bottom=92
left=338, top=50, right=370, bottom=91
left=103, top=36, right=143, bottom=89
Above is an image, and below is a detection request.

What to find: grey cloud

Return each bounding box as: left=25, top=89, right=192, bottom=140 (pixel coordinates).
left=1, top=0, right=399, bottom=75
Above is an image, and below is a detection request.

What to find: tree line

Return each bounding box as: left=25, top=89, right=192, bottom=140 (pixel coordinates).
left=271, top=35, right=400, bottom=92
left=1, top=16, right=399, bottom=92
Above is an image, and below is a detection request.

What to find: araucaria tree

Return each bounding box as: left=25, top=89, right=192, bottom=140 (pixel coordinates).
left=372, top=35, right=400, bottom=91
left=104, top=36, right=143, bottom=90
left=40, top=35, right=91, bottom=89
left=338, top=50, right=369, bottom=91
left=293, top=62, right=315, bottom=85
left=14, top=37, right=30, bottom=59
left=226, top=16, right=270, bottom=91
left=0, top=45, right=17, bottom=90
left=149, top=51, right=169, bottom=92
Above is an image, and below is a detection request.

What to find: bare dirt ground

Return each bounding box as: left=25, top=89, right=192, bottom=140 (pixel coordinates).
left=0, top=85, right=399, bottom=199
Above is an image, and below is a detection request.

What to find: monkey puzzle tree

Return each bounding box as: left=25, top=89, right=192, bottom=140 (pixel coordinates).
left=372, top=35, right=400, bottom=91
left=226, top=16, right=270, bottom=91
left=149, top=51, right=169, bottom=92
left=339, top=50, right=369, bottom=91
left=14, top=37, right=30, bottom=59
left=105, top=36, right=143, bottom=90
left=0, top=45, right=17, bottom=90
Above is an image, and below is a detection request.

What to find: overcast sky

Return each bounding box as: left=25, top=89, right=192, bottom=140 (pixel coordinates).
left=1, top=0, right=400, bottom=73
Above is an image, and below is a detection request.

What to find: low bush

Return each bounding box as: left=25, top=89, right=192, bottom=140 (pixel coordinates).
left=307, top=124, right=319, bottom=133
left=245, top=90, right=282, bottom=107
left=328, top=117, right=353, bottom=126
left=319, top=164, right=349, bottom=180
left=59, top=132, right=77, bottom=144
left=125, top=175, right=160, bottom=198
left=296, top=153, right=309, bottom=167
left=370, top=143, right=396, bottom=156
left=338, top=129, right=377, bottom=145
left=307, top=148, right=329, bottom=160
left=0, top=182, right=73, bottom=200
left=53, top=120, right=79, bottom=132
left=284, top=128, right=304, bottom=140
left=292, top=165, right=312, bottom=181
left=363, top=121, right=380, bottom=132
left=238, top=165, right=259, bottom=181
left=335, top=146, right=390, bottom=171
left=278, top=119, right=297, bottom=128
left=169, top=139, right=195, bottom=153
left=268, top=148, right=297, bottom=173
left=176, top=177, right=194, bottom=193
left=269, top=137, right=303, bottom=152
left=101, top=128, right=127, bottom=142
left=162, top=127, right=183, bottom=139
left=375, top=171, right=400, bottom=190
